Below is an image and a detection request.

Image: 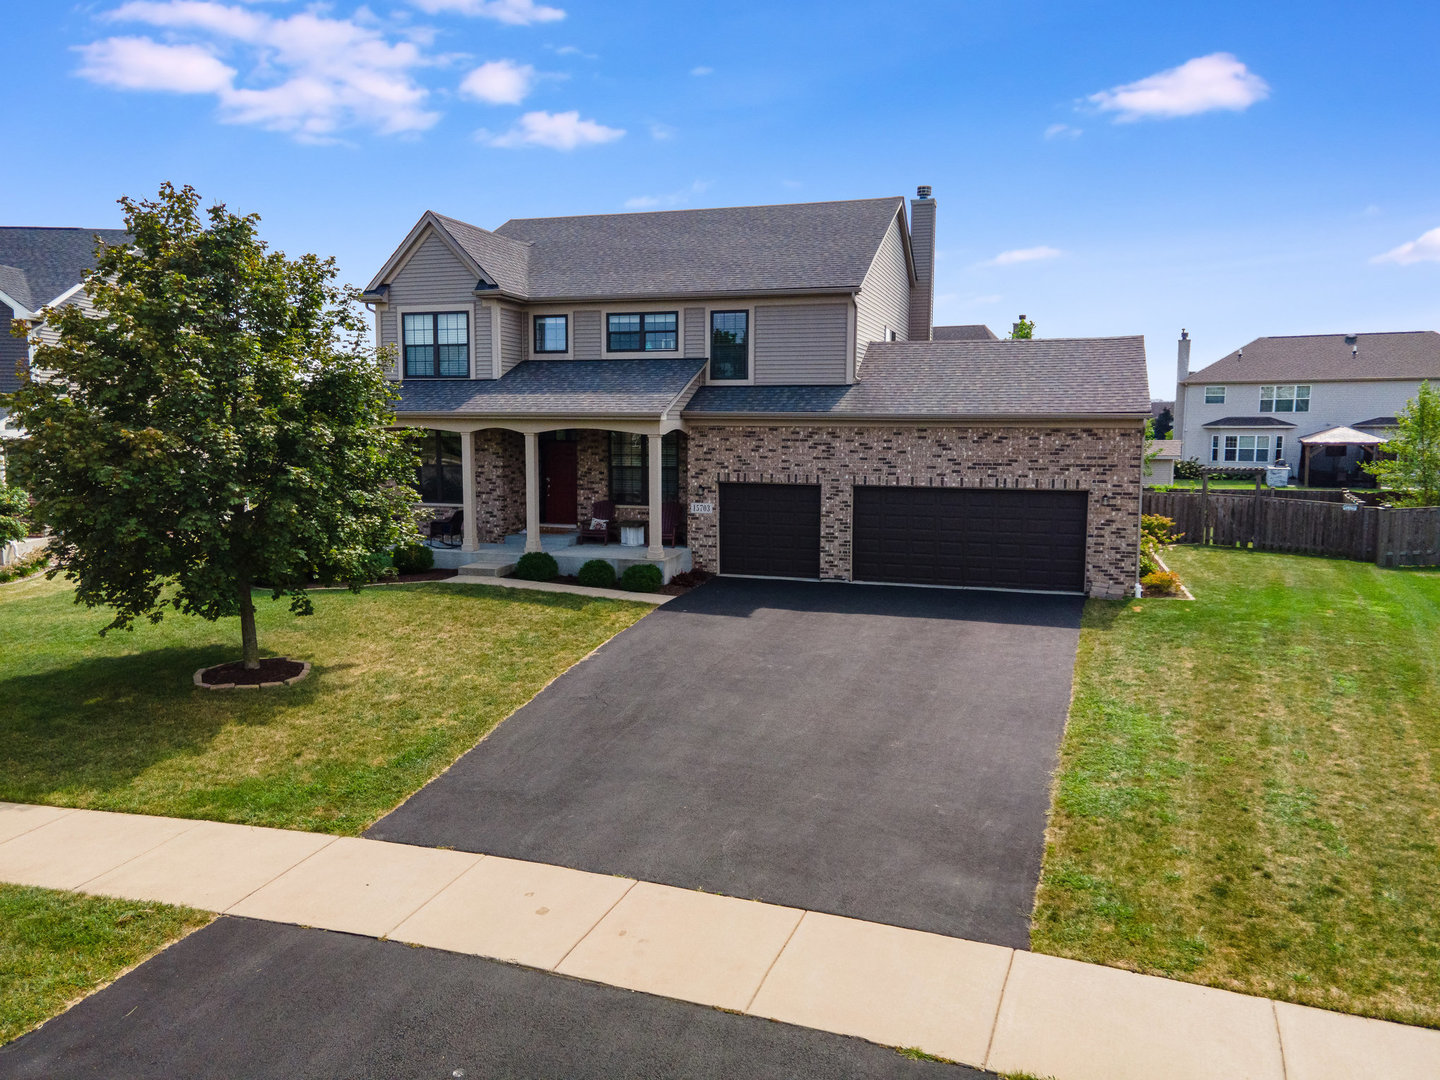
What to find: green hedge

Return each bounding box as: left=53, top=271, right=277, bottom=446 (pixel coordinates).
left=515, top=551, right=559, bottom=581
left=619, top=563, right=663, bottom=593
left=577, top=559, right=617, bottom=589
left=392, top=543, right=435, bottom=575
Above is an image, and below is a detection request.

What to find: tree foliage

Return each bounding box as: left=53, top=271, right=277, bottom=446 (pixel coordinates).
left=4, top=183, right=419, bottom=667
left=0, top=482, right=28, bottom=544
left=1364, top=381, right=1440, bottom=506
left=1010, top=315, right=1035, bottom=340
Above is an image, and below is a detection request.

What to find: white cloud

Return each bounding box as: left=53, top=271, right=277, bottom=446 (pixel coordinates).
left=648, top=121, right=676, bottom=141
left=552, top=44, right=595, bottom=58
left=690, top=65, right=712, bottom=76
left=1044, top=122, right=1081, bottom=140
left=84, top=1, right=439, bottom=140
left=1372, top=227, right=1440, bottom=266
left=985, top=246, right=1064, bottom=267
left=76, top=36, right=235, bottom=93
left=408, top=0, right=563, bottom=24
left=486, top=109, right=623, bottom=149
left=459, top=59, right=534, bottom=104
left=1089, top=52, right=1269, bottom=121
left=623, top=179, right=710, bottom=210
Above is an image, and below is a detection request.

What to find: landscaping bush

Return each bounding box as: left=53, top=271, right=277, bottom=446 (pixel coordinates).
left=392, top=542, right=435, bottom=575
left=618, top=563, right=663, bottom=592
left=1141, top=513, right=1183, bottom=545
left=1140, top=539, right=1160, bottom=578
left=576, top=559, right=617, bottom=589
left=515, top=551, right=559, bottom=581
left=1174, top=457, right=1204, bottom=481
left=669, top=569, right=714, bottom=589
left=1140, top=569, right=1182, bottom=596
left=0, top=483, right=30, bottom=544
left=0, top=549, right=48, bottom=585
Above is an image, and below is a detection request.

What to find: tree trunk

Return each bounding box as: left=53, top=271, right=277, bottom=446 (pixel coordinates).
left=238, top=574, right=260, bottom=670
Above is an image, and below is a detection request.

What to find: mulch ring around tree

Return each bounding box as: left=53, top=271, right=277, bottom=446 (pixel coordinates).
left=194, top=658, right=311, bottom=690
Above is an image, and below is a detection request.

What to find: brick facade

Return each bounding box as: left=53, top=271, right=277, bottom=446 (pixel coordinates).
left=684, top=423, right=1142, bottom=597
left=473, top=428, right=525, bottom=541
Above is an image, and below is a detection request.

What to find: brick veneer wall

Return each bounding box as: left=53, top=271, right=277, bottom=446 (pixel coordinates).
left=685, top=423, right=1142, bottom=597
left=574, top=430, right=689, bottom=531
left=474, top=428, right=525, bottom=541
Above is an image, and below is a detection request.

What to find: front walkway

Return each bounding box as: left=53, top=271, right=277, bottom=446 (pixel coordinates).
left=1, top=803, right=1435, bottom=1079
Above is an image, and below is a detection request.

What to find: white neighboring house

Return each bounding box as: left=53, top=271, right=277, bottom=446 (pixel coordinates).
left=1173, top=329, right=1440, bottom=486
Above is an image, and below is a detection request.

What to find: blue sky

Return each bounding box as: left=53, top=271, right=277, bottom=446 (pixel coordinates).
left=9, top=0, right=1440, bottom=398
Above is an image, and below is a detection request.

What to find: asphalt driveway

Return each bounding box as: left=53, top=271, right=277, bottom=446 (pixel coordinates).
left=370, top=578, right=1083, bottom=947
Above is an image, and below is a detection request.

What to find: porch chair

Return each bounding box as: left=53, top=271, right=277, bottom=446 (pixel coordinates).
left=427, top=508, right=463, bottom=548
left=660, top=501, right=682, bottom=547
left=578, top=500, right=614, bottom=545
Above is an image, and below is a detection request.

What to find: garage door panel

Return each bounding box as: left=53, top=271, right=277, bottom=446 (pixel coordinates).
left=719, top=483, right=821, bottom=578
left=853, top=487, right=1087, bottom=592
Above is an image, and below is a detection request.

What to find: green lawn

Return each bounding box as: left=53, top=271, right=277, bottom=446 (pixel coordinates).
left=0, top=575, right=651, bottom=833
left=0, top=884, right=210, bottom=1045
left=1035, top=546, right=1440, bottom=1027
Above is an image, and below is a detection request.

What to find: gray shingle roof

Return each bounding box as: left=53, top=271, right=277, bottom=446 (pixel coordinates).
left=1150, top=438, right=1183, bottom=458
left=932, top=323, right=997, bottom=341
left=1354, top=415, right=1399, bottom=428
left=1183, top=331, right=1440, bottom=384
left=392, top=359, right=705, bottom=417
left=432, top=212, right=531, bottom=296
left=487, top=197, right=904, bottom=300
left=0, top=227, right=129, bottom=312
left=684, top=336, right=1150, bottom=419
left=1201, top=415, right=1296, bottom=428
left=0, top=265, right=33, bottom=311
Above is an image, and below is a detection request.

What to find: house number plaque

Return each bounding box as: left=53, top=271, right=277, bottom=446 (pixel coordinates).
left=689, top=502, right=714, bottom=514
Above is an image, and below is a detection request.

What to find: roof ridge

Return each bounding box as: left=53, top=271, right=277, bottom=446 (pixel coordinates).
left=497, top=195, right=903, bottom=226
left=1249, top=330, right=1437, bottom=341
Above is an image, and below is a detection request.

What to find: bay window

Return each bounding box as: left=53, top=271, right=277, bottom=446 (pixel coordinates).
left=1211, top=434, right=1277, bottom=463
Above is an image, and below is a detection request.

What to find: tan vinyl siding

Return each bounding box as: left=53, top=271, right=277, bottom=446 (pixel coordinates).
left=500, top=305, right=526, bottom=374
left=386, top=230, right=477, bottom=308
left=473, top=307, right=493, bottom=377
left=684, top=306, right=707, bottom=358
left=753, top=303, right=849, bottom=384
left=855, top=212, right=911, bottom=371
left=573, top=309, right=602, bottom=359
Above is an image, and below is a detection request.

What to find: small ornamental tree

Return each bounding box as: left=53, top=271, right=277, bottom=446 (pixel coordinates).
left=1363, top=381, right=1440, bottom=506
left=1010, top=314, right=1035, bottom=340
left=5, top=183, right=419, bottom=669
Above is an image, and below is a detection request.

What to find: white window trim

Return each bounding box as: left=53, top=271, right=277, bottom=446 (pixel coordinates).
left=600, top=306, right=683, bottom=359
left=1214, top=432, right=1278, bottom=463
left=529, top=310, right=573, bottom=360
left=704, top=303, right=755, bottom=385
left=1258, top=384, right=1311, bottom=413
left=386, top=302, right=479, bottom=381
left=1204, top=385, right=1226, bottom=404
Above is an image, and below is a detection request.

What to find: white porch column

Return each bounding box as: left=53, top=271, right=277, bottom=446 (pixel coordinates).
left=460, top=430, right=478, bottom=552
left=646, top=432, right=664, bottom=560
left=524, top=431, right=542, bottom=553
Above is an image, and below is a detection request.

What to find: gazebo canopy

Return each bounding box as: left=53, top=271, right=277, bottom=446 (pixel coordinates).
left=1299, top=426, right=1388, bottom=446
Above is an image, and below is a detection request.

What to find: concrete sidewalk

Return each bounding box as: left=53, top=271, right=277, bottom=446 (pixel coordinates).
left=2, top=802, right=1437, bottom=1080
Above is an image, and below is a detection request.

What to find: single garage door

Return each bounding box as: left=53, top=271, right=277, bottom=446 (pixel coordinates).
left=719, top=483, right=821, bottom=578
left=853, top=486, right=1087, bottom=592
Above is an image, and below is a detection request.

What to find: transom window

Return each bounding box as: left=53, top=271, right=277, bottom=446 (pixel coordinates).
left=415, top=429, right=462, bottom=503
left=710, top=310, right=749, bottom=381
left=1205, top=385, right=1226, bottom=404
left=1210, top=434, right=1281, bottom=463
left=609, top=431, right=679, bottom=505
left=1260, top=384, right=1310, bottom=412
left=607, top=312, right=677, bottom=352
left=533, top=315, right=568, bottom=354
left=403, top=312, right=468, bottom=377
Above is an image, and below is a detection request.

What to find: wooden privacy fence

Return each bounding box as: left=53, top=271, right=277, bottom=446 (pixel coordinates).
left=1144, top=491, right=1440, bottom=567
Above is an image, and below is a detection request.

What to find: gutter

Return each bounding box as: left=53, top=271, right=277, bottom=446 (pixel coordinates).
left=677, top=411, right=1151, bottom=424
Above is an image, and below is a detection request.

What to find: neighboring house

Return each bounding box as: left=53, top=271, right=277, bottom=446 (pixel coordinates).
left=1145, top=439, right=1182, bottom=486
left=364, top=188, right=1150, bottom=597
left=0, top=227, right=130, bottom=462
left=932, top=324, right=997, bottom=341
left=1174, top=329, right=1440, bottom=485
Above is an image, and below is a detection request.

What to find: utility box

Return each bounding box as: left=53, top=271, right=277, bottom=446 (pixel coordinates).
left=1267, top=465, right=1291, bottom=487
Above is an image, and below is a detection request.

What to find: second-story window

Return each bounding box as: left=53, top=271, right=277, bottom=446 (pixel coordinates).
left=607, top=312, right=677, bottom=352
left=710, top=310, right=749, bottom=380
left=1260, top=384, right=1310, bottom=412
left=534, top=315, right=568, bottom=354
left=1205, top=385, right=1226, bottom=404
left=404, top=312, right=468, bottom=377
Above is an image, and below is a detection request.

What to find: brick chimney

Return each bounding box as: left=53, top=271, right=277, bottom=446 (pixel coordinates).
left=1174, top=329, right=1191, bottom=439
left=908, top=185, right=936, bottom=341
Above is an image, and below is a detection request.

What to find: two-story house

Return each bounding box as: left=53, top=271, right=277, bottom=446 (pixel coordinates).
left=1174, top=329, right=1440, bottom=485
left=363, top=188, right=1150, bottom=597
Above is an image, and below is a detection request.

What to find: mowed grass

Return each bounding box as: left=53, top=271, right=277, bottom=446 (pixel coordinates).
left=0, top=575, right=651, bottom=833
left=0, top=884, right=211, bottom=1045
left=1034, top=546, right=1440, bottom=1027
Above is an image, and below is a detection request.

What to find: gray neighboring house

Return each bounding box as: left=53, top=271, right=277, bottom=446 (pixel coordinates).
left=0, top=227, right=129, bottom=460
left=932, top=323, right=998, bottom=341
left=364, top=188, right=1149, bottom=597
left=1174, top=329, right=1440, bottom=485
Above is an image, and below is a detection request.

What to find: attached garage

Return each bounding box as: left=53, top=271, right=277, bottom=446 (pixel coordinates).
left=718, top=482, right=821, bottom=578
left=852, top=486, right=1088, bottom=593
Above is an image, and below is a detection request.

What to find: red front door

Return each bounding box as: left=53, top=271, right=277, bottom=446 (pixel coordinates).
left=541, top=435, right=578, bottom=524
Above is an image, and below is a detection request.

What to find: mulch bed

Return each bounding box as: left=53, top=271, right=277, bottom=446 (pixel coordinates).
left=543, top=569, right=714, bottom=597
left=198, top=658, right=307, bottom=687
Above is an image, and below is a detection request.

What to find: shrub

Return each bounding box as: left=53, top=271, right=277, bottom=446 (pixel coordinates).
left=1140, top=538, right=1161, bottom=578
left=669, top=569, right=714, bottom=589
left=392, top=542, right=435, bottom=575
left=1174, top=457, right=1204, bottom=481
left=577, top=559, right=617, bottom=589
left=515, top=551, right=559, bottom=581
left=0, top=548, right=48, bottom=584
left=619, top=563, right=663, bottom=592
left=1141, top=570, right=1182, bottom=596
left=1141, top=514, right=1183, bottom=545
left=0, top=483, right=29, bottom=544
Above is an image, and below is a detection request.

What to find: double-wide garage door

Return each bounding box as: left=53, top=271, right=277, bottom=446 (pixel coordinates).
left=717, top=481, right=1087, bottom=592
left=853, top=486, right=1088, bottom=592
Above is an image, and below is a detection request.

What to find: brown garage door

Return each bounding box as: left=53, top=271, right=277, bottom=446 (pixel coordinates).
left=853, top=486, right=1087, bottom=592
left=719, top=483, right=821, bottom=578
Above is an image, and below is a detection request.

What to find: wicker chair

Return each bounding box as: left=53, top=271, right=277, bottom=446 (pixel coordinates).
left=427, top=508, right=462, bottom=548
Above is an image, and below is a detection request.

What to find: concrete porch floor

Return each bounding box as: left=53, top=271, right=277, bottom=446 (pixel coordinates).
left=429, top=531, right=691, bottom=583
